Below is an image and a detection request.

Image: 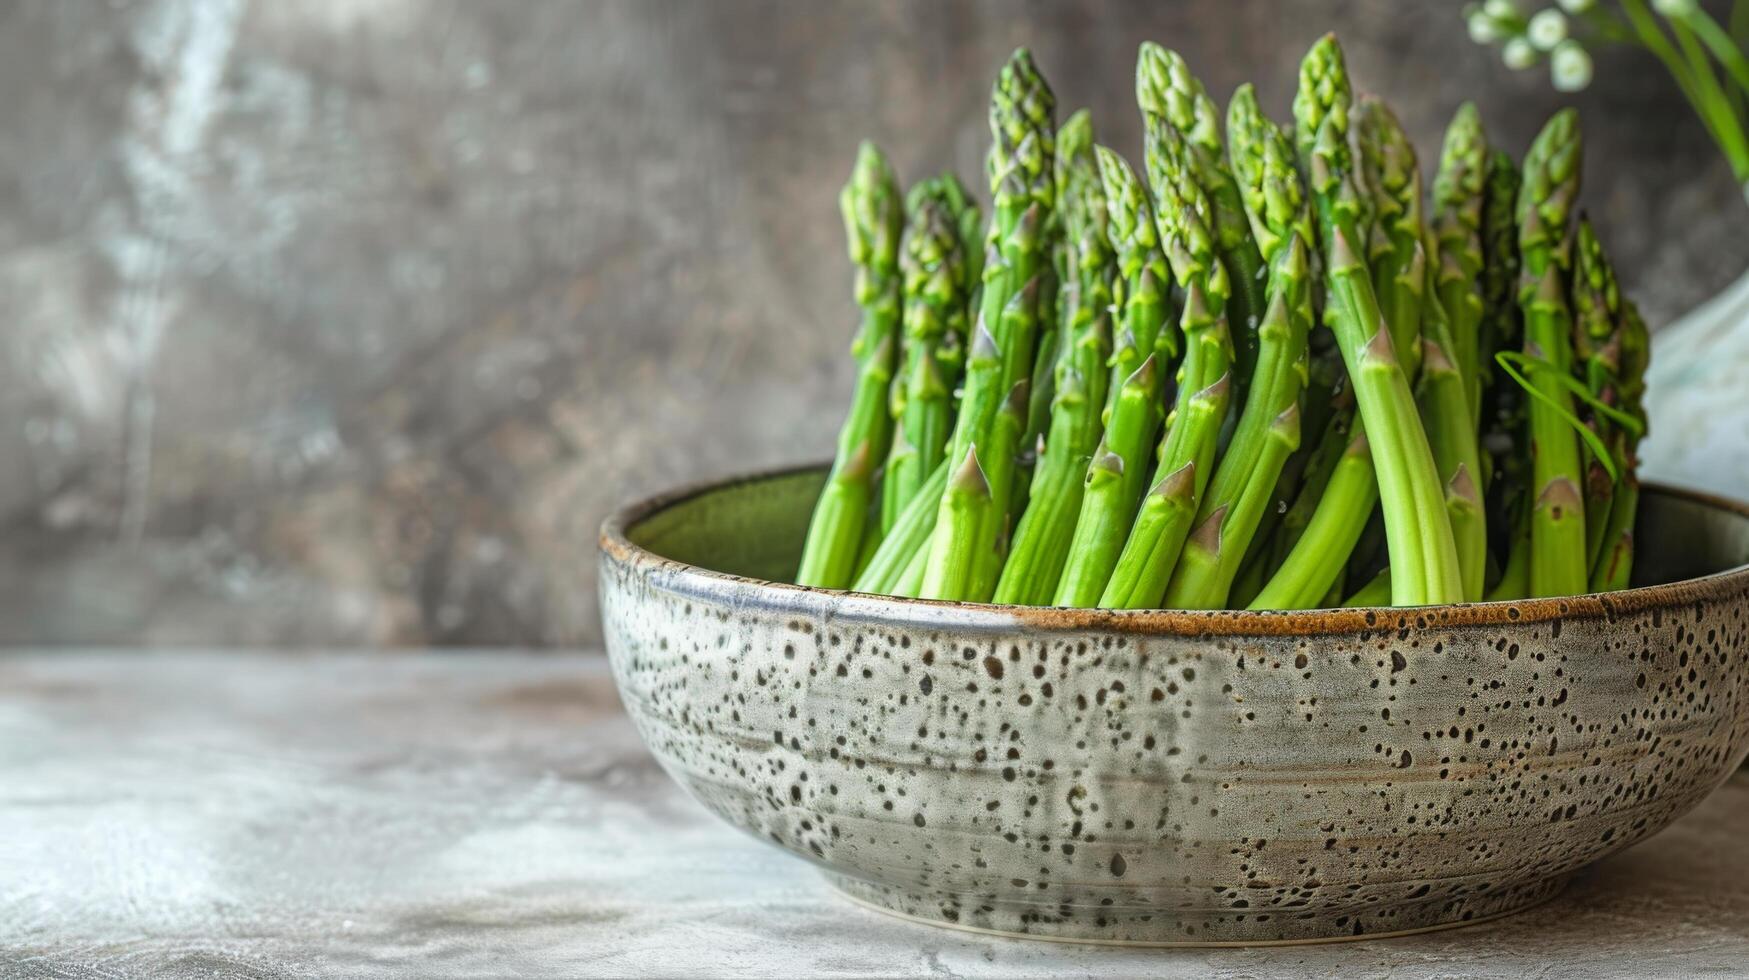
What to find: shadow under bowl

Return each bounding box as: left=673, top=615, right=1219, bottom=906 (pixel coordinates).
left=599, top=465, right=1749, bottom=946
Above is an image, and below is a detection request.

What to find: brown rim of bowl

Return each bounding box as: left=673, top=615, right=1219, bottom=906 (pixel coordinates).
left=599, top=462, right=1749, bottom=638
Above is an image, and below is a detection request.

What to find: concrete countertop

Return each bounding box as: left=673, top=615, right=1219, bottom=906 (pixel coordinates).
left=2, top=651, right=1746, bottom=978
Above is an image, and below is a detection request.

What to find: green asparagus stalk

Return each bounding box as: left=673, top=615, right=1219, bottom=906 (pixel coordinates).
left=1359, top=96, right=1489, bottom=601
left=914, top=49, right=1057, bottom=600
left=1478, top=149, right=1527, bottom=596
left=1244, top=325, right=1347, bottom=589
left=1095, top=146, right=1177, bottom=411
left=970, top=282, right=1044, bottom=600
left=1053, top=353, right=1166, bottom=606
left=1163, top=85, right=1316, bottom=609
left=882, top=175, right=979, bottom=533
left=1293, top=34, right=1463, bottom=607
left=1092, top=114, right=1237, bottom=609
left=1165, top=287, right=1305, bottom=608
left=1046, top=144, right=1178, bottom=607
left=982, top=50, right=1057, bottom=400
left=1137, top=43, right=1266, bottom=397
left=892, top=536, right=931, bottom=598
left=921, top=279, right=1041, bottom=602
left=1101, top=282, right=1235, bottom=609
left=1417, top=298, right=1489, bottom=600
left=1591, top=300, right=1649, bottom=593
left=1265, top=393, right=1354, bottom=570
left=853, top=458, right=950, bottom=594
left=921, top=379, right=1029, bottom=601
left=1354, top=96, right=1428, bottom=381
left=995, top=110, right=1117, bottom=605
left=797, top=142, right=904, bottom=588
left=1432, top=103, right=1489, bottom=428
left=1250, top=417, right=1379, bottom=610
left=1570, top=215, right=1625, bottom=570
left=1516, top=109, right=1588, bottom=599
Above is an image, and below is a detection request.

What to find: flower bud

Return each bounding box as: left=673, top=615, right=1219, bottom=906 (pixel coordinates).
left=1503, top=36, right=1539, bottom=70
left=1528, top=9, right=1568, bottom=49
left=1551, top=39, right=1593, bottom=91
left=1468, top=10, right=1504, bottom=44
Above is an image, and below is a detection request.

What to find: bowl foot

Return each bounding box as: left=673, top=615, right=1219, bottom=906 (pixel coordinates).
left=823, top=870, right=1573, bottom=947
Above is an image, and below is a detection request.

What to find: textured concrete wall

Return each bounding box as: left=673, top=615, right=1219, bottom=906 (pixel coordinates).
left=0, top=0, right=1741, bottom=648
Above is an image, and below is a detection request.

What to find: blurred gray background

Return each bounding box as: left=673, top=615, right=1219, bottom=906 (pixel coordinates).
left=1, top=0, right=1741, bottom=648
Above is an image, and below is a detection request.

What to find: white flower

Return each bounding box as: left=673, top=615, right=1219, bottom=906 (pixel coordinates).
left=1484, top=0, right=1522, bottom=19
left=1557, top=0, right=1595, bottom=12
left=1529, top=9, right=1569, bottom=49
left=1652, top=0, right=1698, bottom=16
left=1551, top=39, right=1593, bottom=91
left=1468, top=11, right=1504, bottom=44
left=1503, top=37, right=1540, bottom=70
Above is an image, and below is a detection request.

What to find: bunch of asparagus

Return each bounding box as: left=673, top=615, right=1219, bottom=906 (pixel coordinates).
left=795, top=34, right=1650, bottom=610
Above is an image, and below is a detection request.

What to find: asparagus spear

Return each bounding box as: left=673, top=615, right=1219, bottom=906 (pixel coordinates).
left=1478, top=150, right=1528, bottom=598
left=1571, top=215, right=1624, bottom=569
left=1267, top=394, right=1354, bottom=569
left=1292, top=34, right=1463, bottom=607
left=1053, top=354, right=1166, bottom=606
left=981, top=50, right=1057, bottom=400
left=1416, top=295, right=1489, bottom=600
left=1164, top=85, right=1316, bottom=609
left=1354, top=96, right=1428, bottom=381
left=1358, top=96, right=1489, bottom=601
left=1048, top=146, right=1178, bottom=606
left=1095, top=115, right=1237, bottom=609
left=1516, top=108, right=1588, bottom=598
left=920, top=379, right=1028, bottom=601
left=882, top=175, right=979, bottom=534
left=1101, top=283, right=1235, bottom=609
left=1095, top=147, right=1177, bottom=412
left=1432, top=103, right=1490, bottom=427
left=1592, top=300, right=1649, bottom=593
left=1250, top=417, right=1380, bottom=610
left=853, top=458, right=950, bottom=594
left=796, top=142, right=904, bottom=588
left=916, top=49, right=1057, bottom=601
left=1137, top=43, right=1266, bottom=398
left=1571, top=219, right=1651, bottom=592
left=995, top=111, right=1117, bottom=604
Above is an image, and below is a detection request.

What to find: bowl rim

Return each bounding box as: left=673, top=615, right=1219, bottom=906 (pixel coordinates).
left=599, top=462, right=1749, bottom=637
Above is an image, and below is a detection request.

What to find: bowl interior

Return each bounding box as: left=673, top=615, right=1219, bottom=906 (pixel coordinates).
left=624, top=466, right=1749, bottom=595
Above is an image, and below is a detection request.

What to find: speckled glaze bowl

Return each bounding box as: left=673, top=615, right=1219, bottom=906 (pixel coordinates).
left=600, top=465, right=1749, bottom=946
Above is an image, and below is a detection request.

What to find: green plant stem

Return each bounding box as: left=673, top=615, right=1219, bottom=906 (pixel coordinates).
left=853, top=459, right=951, bottom=594
left=1622, top=0, right=1749, bottom=181
left=1164, top=248, right=1309, bottom=609
left=1295, top=34, right=1462, bottom=607
left=1101, top=284, right=1235, bottom=609
left=1669, top=14, right=1749, bottom=180
left=1053, top=354, right=1167, bottom=606
left=995, top=113, right=1118, bottom=605
left=1591, top=477, right=1639, bottom=592
left=797, top=142, right=903, bottom=589
left=1250, top=419, right=1379, bottom=610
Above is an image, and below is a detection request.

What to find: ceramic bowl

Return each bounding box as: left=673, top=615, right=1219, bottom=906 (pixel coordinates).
left=599, top=465, right=1749, bottom=946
